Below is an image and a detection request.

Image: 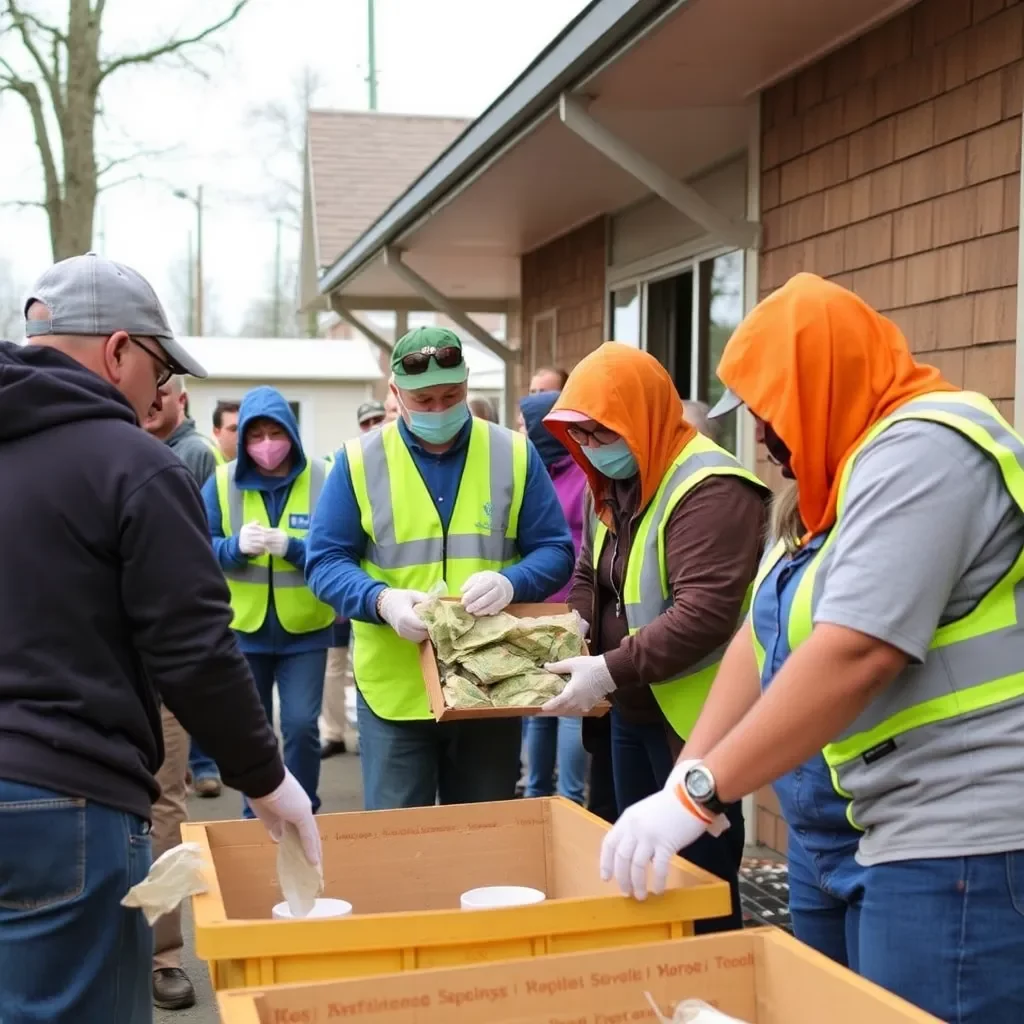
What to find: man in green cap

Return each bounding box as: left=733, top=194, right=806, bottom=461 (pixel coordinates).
left=306, top=326, right=575, bottom=809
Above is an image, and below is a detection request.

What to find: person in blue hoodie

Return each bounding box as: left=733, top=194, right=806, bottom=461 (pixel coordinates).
left=202, top=386, right=336, bottom=817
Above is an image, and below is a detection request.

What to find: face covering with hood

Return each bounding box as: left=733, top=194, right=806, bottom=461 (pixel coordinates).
left=397, top=391, right=469, bottom=445
left=717, top=272, right=957, bottom=538
left=519, top=390, right=569, bottom=469
left=544, top=343, right=696, bottom=528
left=235, top=386, right=306, bottom=490
left=247, top=437, right=291, bottom=471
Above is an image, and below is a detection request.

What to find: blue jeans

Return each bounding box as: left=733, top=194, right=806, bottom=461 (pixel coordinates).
left=786, top=826, right=863, bottom=970
left=523, top=715, right=587, bottom=803
left=858, top=853, right=1024, bottom=1022
left=242, top=649, right=327, bottom=817
left=0, top=780, right=152, bottom=1023
left=610, top=708, right=744, bottom=933
left=188, top=738, right=219, bottom=782
left=356, top=690, right=521, bottom=809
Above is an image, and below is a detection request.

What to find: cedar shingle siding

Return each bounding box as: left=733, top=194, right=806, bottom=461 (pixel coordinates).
left=754, top=0, right=1023, bottom=854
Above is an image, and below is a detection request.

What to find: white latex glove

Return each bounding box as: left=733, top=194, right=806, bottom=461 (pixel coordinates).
left=599, top=760, right=729, bottom=900
left=248, top=769, right=322, bottom=867
left=542, top=654, right=615, bottom=713
left=377, top=587, right=430, bottom=642
left=574, top=613, right=590, bottom=639
left=460, top=571, right=515, bottom=616
left=264, top=528, right=290, bottom=558
left=238, top=521, right=268, bottom=556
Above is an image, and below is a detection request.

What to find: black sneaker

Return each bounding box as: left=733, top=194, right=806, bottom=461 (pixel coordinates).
left=320, top=739, right=347, bottom=759
left=152, top=967, right=196, bottom=1010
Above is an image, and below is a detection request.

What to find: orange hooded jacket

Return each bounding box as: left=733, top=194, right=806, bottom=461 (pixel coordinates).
left=717, top=273, right=957, bottom=538
left=544, top=343, right=696, bottom=528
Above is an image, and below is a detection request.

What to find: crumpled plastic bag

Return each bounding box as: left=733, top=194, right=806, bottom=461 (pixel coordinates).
left=418, top=587, right=585, bottom=711
left=277, top=822, right=324, bottom=917
left=121, top=842, right=208, bottom=926
left=645, top=995, right=750, bottom=1024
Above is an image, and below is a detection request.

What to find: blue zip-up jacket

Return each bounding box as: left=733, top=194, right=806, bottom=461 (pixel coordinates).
left=305, top=417, right=576, bottom=623
left=201, top=386, right=333, bottom=655
left=751, top=536, right=864, bottom=870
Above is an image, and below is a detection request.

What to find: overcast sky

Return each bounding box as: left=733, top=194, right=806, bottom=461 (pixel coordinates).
left=0, top=0, right=590, bottom=334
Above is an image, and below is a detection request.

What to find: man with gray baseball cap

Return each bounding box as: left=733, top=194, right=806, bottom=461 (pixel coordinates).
left=0, top=254, right=320, bottom=1023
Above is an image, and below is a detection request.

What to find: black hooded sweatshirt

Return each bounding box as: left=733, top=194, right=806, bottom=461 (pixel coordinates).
left=0, top=342, right=284, bottom=820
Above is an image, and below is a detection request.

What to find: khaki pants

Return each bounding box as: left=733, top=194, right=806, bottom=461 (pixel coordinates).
left=319, top=646, right=349, bottom=744
left=151, top=705, right=189, bottom=970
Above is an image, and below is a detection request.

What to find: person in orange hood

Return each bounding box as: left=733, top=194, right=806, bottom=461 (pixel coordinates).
left=543, top=342, right=769, bottom=931
left=602, top=274, right=1024, bottom=1024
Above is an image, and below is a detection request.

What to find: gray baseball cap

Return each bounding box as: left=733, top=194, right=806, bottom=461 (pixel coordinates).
left=23, top=253, right=207, bottom=378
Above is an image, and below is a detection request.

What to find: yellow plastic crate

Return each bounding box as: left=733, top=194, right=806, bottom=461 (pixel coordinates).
left=183, top=797, right=730, bottom=992
left=215, top=928, right=941, bottom=1023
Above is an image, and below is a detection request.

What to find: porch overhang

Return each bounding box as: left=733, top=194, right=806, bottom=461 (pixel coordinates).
left=318, top=0, right=917, bottom=312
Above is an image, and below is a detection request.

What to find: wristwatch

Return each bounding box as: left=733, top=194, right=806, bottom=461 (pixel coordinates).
left=683, top=763, right=727, bottom=816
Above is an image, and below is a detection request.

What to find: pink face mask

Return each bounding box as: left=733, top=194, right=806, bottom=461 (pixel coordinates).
left=247, top=438, right=291, bottom=471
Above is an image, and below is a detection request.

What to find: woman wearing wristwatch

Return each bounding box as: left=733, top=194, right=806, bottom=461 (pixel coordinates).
left=602, top=273, right=1024, bottom=1024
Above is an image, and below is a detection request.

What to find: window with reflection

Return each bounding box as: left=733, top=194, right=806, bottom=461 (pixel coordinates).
left=609, top=286, right=641, bottom=347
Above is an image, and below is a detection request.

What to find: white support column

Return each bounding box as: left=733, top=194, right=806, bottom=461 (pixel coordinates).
left=329, top=295, right=393, bottom=354
left=383, top=247, right=516, bottom=364
left=559, top=93, right=761, bottom=252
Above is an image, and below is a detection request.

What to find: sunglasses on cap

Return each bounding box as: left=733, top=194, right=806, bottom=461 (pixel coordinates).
left=398, top=345, right=464, bottom=375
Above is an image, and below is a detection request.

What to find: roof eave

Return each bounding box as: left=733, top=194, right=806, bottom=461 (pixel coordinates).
left=316, top=0, right=681, bottom=297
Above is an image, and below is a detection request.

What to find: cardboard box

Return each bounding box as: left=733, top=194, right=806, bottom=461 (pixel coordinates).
left=215, top=927, right=941, bottom=1023
left=419, top=601, right=609, bottom=721
left=184, top=797, right=730, bottom=991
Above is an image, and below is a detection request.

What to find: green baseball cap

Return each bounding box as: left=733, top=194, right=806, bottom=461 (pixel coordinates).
left=390, top=326, right=468, bottom=390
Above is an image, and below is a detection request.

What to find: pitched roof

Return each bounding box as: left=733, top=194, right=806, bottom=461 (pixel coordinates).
left=306, top=109, right=470, bottom=270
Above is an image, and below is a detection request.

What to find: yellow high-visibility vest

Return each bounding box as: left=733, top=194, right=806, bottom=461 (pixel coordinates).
left=752, top=392, right=1024, bottom=848
left=346, top=418, right=528, bottom=721
left=215, top=459, right=335, bottom=634
left=591, top=432, right=768, bottom=739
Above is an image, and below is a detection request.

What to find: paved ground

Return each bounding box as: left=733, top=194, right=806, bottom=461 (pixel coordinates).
left=157, top=751, right=789, bottom=1023
left=155, top=748, right=364, bottom=1024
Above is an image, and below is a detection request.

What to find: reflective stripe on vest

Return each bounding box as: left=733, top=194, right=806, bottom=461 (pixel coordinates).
left=780, top=392, right=1024, bottom=831
left=200, top=434, right=226, bottom=465
left=215, top=458, right=335, bottom=634
left=346, top=418, right=529, bottom=721
left=592, top=433, right=768, bottom=739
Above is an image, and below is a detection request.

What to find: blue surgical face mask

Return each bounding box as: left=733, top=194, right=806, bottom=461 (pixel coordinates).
left=581, top=438, right=638, bottom=480
left=400, top=396, right=469, bottom=445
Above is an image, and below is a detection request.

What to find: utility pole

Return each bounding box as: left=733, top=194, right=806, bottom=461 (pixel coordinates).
left=367, top=0, right=378, bottom=110
left=273, top=217, right=282, bottom=337
left=195, top=184, right=204, bottom=336
left=186, top=230, right=195, bottom=336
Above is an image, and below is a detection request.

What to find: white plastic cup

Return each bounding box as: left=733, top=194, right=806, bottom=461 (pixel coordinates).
left=272, top=897, right=353, bottom=920
left=460, top=886, right=546, bottom=910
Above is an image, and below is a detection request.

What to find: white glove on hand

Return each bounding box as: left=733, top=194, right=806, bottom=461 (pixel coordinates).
left=542, top=654, right=614, bottom=713
left=574, top=612, right=590, bottom=639
left=248, top=769, right=322, bottom=867
left=377, top=588, right=430, bottom=642
left=599, top=760, right=729, bottom=900
left=264, top=528, right=290, bottom=558
left=238, top=521, right=268, bottom=556
left=460, top=571, right=515, bottom=616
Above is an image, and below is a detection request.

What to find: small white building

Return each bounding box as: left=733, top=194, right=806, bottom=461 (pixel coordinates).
left=180, top=335, right=506, bottom=457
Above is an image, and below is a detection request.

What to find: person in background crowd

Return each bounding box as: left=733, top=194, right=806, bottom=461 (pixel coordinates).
left=203, top=386, right=335, bottom=819
left=212, top=400, right=240, bottom=462
left=0, top=254, right=317, bottom=1024
left=382, top=390, right=400, bottom=424
left=530, top=366, right=569, bottom=394
left=518, top=390, right=589, bottom=804
left=682, top=400, right=721, bottom=447
left=603, top=273, right=1024, bottom=1023
left=142, top=375, right=219, bottom=1010
left=469, top=396, right=498, bottom=422
left=542, top=342, right=769, bottom=932
left=356, top=399, right=385, bottom=433
left=307, top=326, right=575, bottom=810
left=319, top=402, right=386, bottom=760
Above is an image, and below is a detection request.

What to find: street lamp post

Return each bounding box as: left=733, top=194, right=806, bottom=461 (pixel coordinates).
left=173, top=186, right=204, bottom=336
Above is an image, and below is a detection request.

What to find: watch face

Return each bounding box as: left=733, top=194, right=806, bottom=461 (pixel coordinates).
left=686, top=767, right=714, bottom=801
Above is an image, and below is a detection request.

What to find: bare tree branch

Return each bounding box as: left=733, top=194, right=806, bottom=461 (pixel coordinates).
left=5, top=0, right=66, bottom=127
left=95, top=143, right=180, bottom=178
left=96, top=172, right=145, bottom=193
left=5, top=3, right=66, bottom=42
left=97, top=0, right=250, bottom=81
left=0, top=197, right=47, bottom=210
